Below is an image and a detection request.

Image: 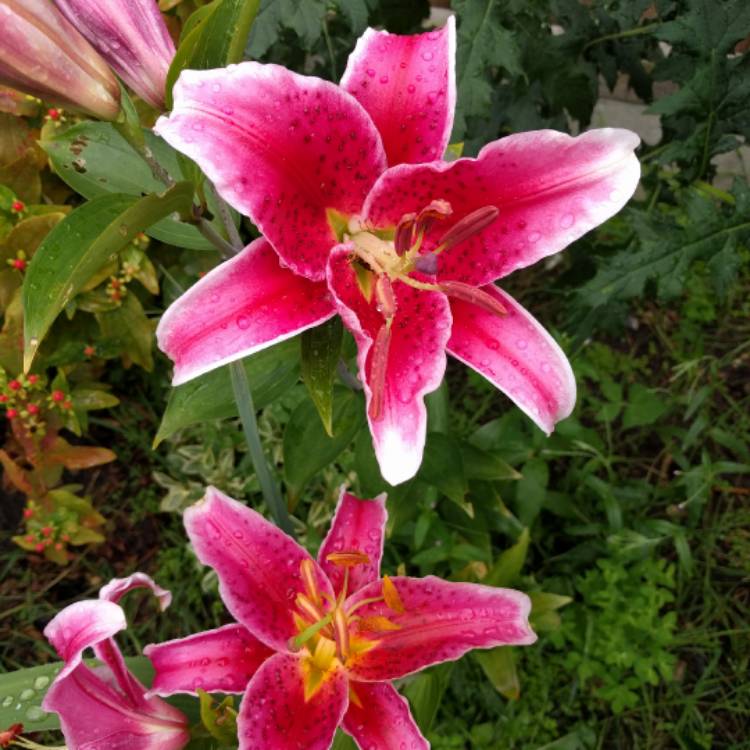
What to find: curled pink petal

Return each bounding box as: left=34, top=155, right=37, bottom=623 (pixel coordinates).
left=155, top=63, right=386, bottom=281
left=343, top=682, right=428, bottom=750
left=99, top=572, right=172, bottom=610
left=157, top=238, right=335, bottom=385
left=340, top=17, right=456, bottom=166
left=364, top=128, right=641, bottom=287
left=447, top=284, right=575, bottom=433
left=327, top=246, right=451, bottom=485
left=53, top=0, right=175, bottom=109
left=318, top=489, right=387, bottom=597
left=42, top=664, right=190, bottom=750
left=184, top=487, right=334, bottom=652
left=344, top=575, right=535, bottom=681
left=145, top=624, right=273, bottom=697
left=237, top=652, right=348, bottom=750
left=44, top=599, right=126, bottom=680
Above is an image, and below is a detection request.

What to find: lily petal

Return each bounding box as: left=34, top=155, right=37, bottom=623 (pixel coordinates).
left=363, top=128, right=641, bottom=287
left=343, top=682, right=428, bottom=750
left=157, top=238, right=335, bottom=385
left=155, top=63, right=386, bottom=281
left=42, top=665, right=190, bottom=750
left=184, top=487, right=334, bottom=652
left=44, top=599, right=126, bottom=680
left=237, top=652, right=348, bottom=750
left=318, top=489, right=387, bottom=597
left=447, top=284, right=576, bottom=433
left=145, top=623, right=273, bottom=696
left=344, top=576, right=535, bottom=681
left=99, top=572, right=172, bottom=610
left=327, top=246, right=451, bottom=485
left=340, top=18, right=456, bottom=166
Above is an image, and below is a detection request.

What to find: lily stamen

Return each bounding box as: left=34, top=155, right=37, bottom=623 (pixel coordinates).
left=439, top=281, right=508, bottom=317
left=367, top=323, right=392, bottom=421
left=433, top=205, right=499, bottom=255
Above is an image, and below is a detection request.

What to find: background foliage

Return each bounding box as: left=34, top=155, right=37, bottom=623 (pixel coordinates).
left=1, top=0, right=748, bottom=748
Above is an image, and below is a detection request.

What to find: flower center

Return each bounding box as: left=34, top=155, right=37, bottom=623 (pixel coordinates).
left=289, top=556, right=405, bottom=700
left=344, top=201, right=505, bottom=421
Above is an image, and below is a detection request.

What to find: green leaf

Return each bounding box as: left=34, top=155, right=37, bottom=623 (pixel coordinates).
left=475, top=647, right=520, bottom=700
left=96, top=293, right=155, bottom=371
left=485, top=528, right=529, bottom=587
left=516, top=457, right=549, bottom=526
left=166, top=0, right=261, bottom=108
left=417, top=432, right=467, bottom=504
left=40, top=122, right=214, bottom=250
left=283, top=387, right=365, bottom=500
left=300, top=317, right=343, bottom=436
left=621, top=384, right=670, bottom=430
left=23, top=184, right=193, bottom=370
left=403, top=663, right=454, bottom=734
left=155, top=340, right=300, bottom=445
left=460, top=441, right=521, bottom=481
left=248, top=0, right=327, bottom=57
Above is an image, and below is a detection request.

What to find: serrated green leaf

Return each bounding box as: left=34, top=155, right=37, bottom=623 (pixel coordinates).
left=23, top=183, right=193, bottom=370
left=301, top=317, right=343, bottom=436
left=155, top=340, right=300, bottom=445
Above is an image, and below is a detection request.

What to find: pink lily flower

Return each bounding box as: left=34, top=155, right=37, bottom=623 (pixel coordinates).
left=42, top=573, right=190, bottom=750
left=144, top=487, right=536, bottom=750
left=154, top=19, right=641, bottom=485
left=53, top=0, right=175, bottom=110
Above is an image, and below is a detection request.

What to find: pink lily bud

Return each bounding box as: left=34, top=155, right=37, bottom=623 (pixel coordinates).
left=53, top=0, right=175, bottom=110
left=0, top=0, right=120, bottom=120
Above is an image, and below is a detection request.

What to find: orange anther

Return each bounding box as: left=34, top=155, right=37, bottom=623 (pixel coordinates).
left=300, top=559, right=320, bottom=605
left=382, top=575, right=405, bottom=614
left=325, top=550, right=371, bottom=568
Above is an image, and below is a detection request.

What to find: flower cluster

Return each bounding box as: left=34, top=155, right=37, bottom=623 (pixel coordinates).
left=43, top=488, right=536, bottom=750
left=0, top=373, right=71, bottom=437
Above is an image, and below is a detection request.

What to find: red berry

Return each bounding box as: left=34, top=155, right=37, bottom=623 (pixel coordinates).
left=41, top=526, right=53, bottom=537
left=27, top=374, right=38, bottom=385
left=47, top=108, right=60, bottom=120
left=62, top=400, right=73, bottom=410
left=11, top=200, right=25, bottom=213
left=61, top=533, right=70, bottom=542
left=0, top=395, right=7, bottom=403
left=27, top=403, right=40, bottom=415
left=83, top=345, right=95, bottom=357
left=23, top=508, right=33, bottom=519
left=52, top=389, right=65, bottom=402
left=12, top=258, right=26, bottom=271
left=6, top=408, right=18, bottom=419
left=55, top=542, right=63, bottom=551
left=8, top=380, right=21, bottom=391
left=34, top=542, right=45, bottom=553
left=25, top=534, right=34, bottom=544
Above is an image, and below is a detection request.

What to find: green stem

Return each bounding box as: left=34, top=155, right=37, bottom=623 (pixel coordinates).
left=207, top=182, right=244, bottom=250
left=230, top=361, right=294, bottom=535
left=582, top=22, right=661, bottom=52
left=195, top=215, right=236, bottom=259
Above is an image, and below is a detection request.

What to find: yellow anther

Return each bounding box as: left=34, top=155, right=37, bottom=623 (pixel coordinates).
left=334, top=608, right=350, bottom=660
left=300, top=559, right=320, bottom=605
left=349, top=685, right=364, bottom=708
left=295, top=593, right=324, bottom=623
left=325, top=550, right=371, bottom=568
left=382, top=575, right=405, bottom=614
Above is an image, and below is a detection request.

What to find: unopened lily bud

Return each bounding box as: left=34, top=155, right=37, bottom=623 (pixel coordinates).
left=54, top=0, right=175, bottom=110
left=0, top=0, right=120, bottom=120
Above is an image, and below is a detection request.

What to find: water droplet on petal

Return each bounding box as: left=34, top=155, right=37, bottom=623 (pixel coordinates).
left=421, top=51, right=434, bottom=61
left=560, top=213, right=575, bottom=228
left=516, top=339, right=528, bottom=350
left=211, top=82, right=221, bottom=93
left=236, top=315, right=250, bottom=330
left=366, top=68, right=376, bottom=78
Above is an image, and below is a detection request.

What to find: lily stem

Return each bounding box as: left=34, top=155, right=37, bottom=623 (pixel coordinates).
left=113, top=121, right=175, bottom=188
left=230, top=358, right=294, bottom=536
left=207, top=183, right=244, bottom=251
